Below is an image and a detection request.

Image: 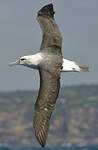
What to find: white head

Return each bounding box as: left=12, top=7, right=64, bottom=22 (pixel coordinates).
left=8, top=56, right=32, bottom=67
left=8, top=53, right=43, bottom=69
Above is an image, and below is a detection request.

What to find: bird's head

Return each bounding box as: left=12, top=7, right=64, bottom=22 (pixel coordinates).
left=8, top=56, right=30, bottom=67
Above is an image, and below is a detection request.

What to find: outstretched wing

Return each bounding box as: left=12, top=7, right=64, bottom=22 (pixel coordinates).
left=33, top=69, right=60, bottom=147
left=37, top=3, right=62, bottom=55
left=33, top=3, right=63, bottom=147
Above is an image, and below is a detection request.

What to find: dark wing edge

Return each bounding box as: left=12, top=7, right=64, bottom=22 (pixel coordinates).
left=37, top=3, right=62, bottom=54
left=33, top=69, right=60, bottom=147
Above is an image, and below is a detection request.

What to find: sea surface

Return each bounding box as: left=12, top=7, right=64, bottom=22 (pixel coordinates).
left=0, top=146, right=98, bottom=150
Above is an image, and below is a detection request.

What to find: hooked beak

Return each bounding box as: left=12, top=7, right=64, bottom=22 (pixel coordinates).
left=8, top=59, right=20, bottom=67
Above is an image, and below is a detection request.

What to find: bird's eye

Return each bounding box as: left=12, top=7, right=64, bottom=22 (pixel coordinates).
left=21, top=58, right=26, bottom=61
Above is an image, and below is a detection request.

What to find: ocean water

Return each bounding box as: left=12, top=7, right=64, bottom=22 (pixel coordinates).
left=0, top=146, right=98, bottom=150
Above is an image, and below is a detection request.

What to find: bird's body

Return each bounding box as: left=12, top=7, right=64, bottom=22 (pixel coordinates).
left=8, top=3, right=89, bottom=147
left=15, top=53, right=88, bottom=72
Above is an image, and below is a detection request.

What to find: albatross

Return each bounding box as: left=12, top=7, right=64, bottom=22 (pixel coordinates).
left=8, top=3, right=89, bottom=147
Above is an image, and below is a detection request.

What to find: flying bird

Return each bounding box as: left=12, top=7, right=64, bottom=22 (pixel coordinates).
left=8, top=3, right=89, bottom=147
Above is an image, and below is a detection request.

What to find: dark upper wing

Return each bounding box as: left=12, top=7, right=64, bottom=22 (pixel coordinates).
left=33, top=68, right=61, bottom=147
left=37, top=3, right=62, bottom=55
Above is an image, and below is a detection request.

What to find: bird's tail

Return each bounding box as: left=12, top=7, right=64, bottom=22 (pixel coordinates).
left=78, top=64, right=89, bottom=72
left=62, top=58, right=89, bottom=72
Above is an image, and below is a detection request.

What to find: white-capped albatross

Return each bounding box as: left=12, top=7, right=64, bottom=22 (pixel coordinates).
left=8, top=3, right=89, bottom=147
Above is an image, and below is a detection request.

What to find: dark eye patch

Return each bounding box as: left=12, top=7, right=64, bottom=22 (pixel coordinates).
left=21, top=58, right=26, bottom=61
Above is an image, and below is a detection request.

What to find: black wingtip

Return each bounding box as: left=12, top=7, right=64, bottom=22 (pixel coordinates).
left=38, top=3, right=55, bottom=18
left=41, top=143, right=46, bottom=148
left=35, top=131, right=47, bottom=148
left=36, top=135, right=46, bottom=148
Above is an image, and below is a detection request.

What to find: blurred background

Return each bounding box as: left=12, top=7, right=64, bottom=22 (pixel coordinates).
left=0, top=0, right=98, bottom=91
left=0, top=0, right=98, bottom=148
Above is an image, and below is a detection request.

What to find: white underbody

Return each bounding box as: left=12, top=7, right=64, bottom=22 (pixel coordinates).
left=62, top=58, right=81, bottom=72
left=21, top=53, right=82, bottom=72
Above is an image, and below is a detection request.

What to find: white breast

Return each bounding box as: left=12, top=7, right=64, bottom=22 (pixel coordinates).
left=30, top=53, right=43, bottom=65
left=23, top=53, right=43, bottom=69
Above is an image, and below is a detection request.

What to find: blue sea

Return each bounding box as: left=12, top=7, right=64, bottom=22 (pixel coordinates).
left=0, top=146, right=98, bottom=150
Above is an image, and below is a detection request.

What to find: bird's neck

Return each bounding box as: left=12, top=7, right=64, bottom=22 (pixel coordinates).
left=25, top=53, right=43, bottom=69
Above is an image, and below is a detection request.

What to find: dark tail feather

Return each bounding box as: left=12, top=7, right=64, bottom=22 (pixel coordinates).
left=79, top=64, right=89, bottom=72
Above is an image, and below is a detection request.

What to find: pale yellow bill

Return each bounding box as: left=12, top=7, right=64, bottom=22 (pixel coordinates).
left=8, top=60, right=20, bottom=67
